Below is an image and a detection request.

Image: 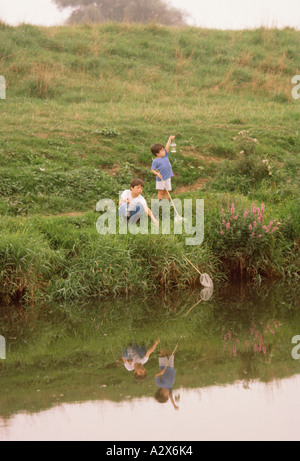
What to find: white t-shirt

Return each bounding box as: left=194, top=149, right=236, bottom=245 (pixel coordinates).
left=120, top=190, right=147, bottom=217
left=123, top=347, right=149, bottom=371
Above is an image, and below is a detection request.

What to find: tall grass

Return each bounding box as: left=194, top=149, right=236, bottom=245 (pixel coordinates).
left=0, top=212, right=220, bottom=303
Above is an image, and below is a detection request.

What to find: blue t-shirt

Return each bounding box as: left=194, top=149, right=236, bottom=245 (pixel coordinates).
left=155, top=366, right=177, bottom=393
left=151, top=150, right=173, bottom=181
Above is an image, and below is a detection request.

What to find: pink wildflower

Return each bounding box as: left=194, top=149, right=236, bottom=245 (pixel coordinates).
left=234, top=215, right=238, bottom=220
left=226, top=222, right=230, bottom=230
left=261, top=203, right=265, bottom=213
left=232, top=344, right=237, bottom=357
left=258, top=234, right=262, bottom=237
left=249, top=224, right=253, bottom=230
left=251, top=232, right=255, bottom=237
left=271, top=226, right=277, bottom=233
left=253, top=221, right=257, bottom=228
left=222, top=219, right=225, bottom=225
left=243, top=210, right=249, bottom=218
left=231, top=203, right=234, bottom=215
left=221, top=230, right=224, bottom=235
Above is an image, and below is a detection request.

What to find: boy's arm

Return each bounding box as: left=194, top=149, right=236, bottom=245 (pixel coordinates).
left=119, top=197, right=130, bottom=206
left=169, top=393, right=179, bottom=411
left=145, top=338, right=160, bottom=358
left=152, top=169, right=162, bottom=179
left=155, top=369, right=165, bottom=377
left=165, top=135, right=175, bottom=154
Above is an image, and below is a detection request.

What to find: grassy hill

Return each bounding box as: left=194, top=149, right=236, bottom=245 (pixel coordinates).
left=0, top=22, right=299, bottom=303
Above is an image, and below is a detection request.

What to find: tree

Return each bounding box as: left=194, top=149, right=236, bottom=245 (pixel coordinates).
left=53, top=0, right=188, bottom=26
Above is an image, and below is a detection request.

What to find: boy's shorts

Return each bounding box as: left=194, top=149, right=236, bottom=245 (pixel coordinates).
left=159, top=356, right=174, bottom=368
left=156, top=178, right=172, bottom=191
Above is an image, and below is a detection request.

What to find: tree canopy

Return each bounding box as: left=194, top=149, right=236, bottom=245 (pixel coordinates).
left=53, top=0, right=188, bottom=26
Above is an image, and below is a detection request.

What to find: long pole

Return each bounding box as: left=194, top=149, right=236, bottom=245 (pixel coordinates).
left=156, top=169, right=182, bottom=219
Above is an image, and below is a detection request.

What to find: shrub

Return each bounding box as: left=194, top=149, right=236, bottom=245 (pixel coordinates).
left=206, top=199, right=282, bottom=279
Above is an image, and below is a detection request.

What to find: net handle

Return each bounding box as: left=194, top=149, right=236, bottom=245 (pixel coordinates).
left=183, top=255, right=202, bottom=275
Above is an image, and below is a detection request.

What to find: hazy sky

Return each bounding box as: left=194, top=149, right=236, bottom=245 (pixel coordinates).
left=0, top=0, right=299, bottom=29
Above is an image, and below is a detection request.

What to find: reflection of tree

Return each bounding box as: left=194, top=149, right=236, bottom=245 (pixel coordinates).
left=53, top=0, right=188, bottom=26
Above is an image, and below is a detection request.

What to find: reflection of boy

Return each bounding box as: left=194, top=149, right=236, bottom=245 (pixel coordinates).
left=155, top=350, right=179, bottom=410
left=122, top=339, right=160, bottom=382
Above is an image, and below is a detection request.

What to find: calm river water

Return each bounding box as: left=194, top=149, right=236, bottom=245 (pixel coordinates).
left=0, top=282, right=299, bottom=441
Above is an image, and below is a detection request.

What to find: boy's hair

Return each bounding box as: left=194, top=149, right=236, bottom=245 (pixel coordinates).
left=154, top=388, right=169, bottom=403
left=133, top=369, right=147, bottom=382
left=151, top=143, right=164, bottom=156
left=130, top=178, right=144, bottom=189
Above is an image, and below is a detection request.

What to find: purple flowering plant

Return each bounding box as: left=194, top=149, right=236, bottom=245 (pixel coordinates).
left=218, top=201, right=279, bottom=253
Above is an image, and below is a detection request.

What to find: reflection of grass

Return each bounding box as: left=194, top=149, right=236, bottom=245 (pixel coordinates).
left=0, top=284, right=299, bottom=417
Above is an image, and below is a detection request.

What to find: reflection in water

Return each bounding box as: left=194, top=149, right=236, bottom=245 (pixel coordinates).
left=122, top=339, right=160, bottom=381
left=155, top=343, right=179, bottom=411
left=222, top=319, right=282, bottom=358
left=184, top=285, right=214, bottom=316
left=1, top=375, right=299, bottom=441
left=0, top=282, right=299, bottom=440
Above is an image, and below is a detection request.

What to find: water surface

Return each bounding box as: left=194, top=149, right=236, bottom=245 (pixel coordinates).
left=0, top=282, right=299, bottom=441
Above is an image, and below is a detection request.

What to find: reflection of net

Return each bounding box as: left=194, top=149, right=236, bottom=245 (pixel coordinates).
left=200, top=286, right=213, bottom=301
left=200, top=273, right=213, bottom=288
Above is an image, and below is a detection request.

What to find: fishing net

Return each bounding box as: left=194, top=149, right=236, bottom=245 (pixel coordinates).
left=200, top=273, right=214, bottom=288
left=200, top=286, right=214, bottom=301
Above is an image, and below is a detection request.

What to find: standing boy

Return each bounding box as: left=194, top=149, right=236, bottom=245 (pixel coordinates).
left=151, top=135, right=175, bottom=200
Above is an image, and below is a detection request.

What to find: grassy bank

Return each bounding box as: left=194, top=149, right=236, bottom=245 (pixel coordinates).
left=0, top=23, right=299, bottom=303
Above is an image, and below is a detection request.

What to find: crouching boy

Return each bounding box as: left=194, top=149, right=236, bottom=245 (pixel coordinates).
left=119, top=178, right=158, bottom=227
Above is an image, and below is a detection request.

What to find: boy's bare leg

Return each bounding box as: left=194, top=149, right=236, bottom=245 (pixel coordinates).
left=157, top=190, right=170, bottom=200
